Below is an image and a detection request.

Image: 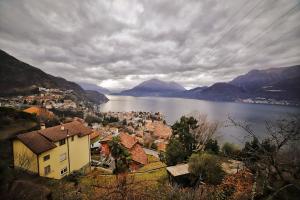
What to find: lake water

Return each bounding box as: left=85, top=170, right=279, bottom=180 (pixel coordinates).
left=100, top=95, right=300, bottom=145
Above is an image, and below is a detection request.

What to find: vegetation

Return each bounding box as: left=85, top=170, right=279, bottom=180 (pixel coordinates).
left=0, top=107, right=37, bottom=128
left=108, top=136, right=131, bottom=174
left=165, top=115, right=219, bottom=165
left=222, top=142, right=241, bottom=159
left=204, top=139, right=220, bottom=154
left=188, top=152, right=225, bottom=185
left=85, top=115, right=102, bottom=125
left=0, top=107, right=40, bottom=140
left=229, top=115, right=300, bottom=200
left=50, top=108, right=84, bottom=119
left=165, top=138, right=187, bottom=166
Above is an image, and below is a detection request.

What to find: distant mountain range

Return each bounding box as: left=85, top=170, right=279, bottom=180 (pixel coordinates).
left=116, top=66, right=300, bottom=104
left=1, top=49, right=299, bottom=105
left=78, top=82, right=111, bottom=94
left=0, top=50, right=108, bottom=104
left=116, top=78, right=186, bottom=97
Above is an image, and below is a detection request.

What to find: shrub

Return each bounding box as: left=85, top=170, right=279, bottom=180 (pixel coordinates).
left=85, top=115, right=102, bottom=125
left=204, top=139, right=220, bottom=154
left=222, top=142, right=241, bottom=159
left=188, top=152, right=225, bottom=185
left=165, top=138, right=187, bottom=166
left=151, top=143, right=157, bottom=150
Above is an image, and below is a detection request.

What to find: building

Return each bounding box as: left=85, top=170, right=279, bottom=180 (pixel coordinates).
left=100, top=132, right=148, bottom=171
left=90, top=131, right=101, bottom=149
left=12, top=121, right=92, bottom=179
left=166, top=164, right=192, bottom=186
left=23, top=106, right=55, bottom=120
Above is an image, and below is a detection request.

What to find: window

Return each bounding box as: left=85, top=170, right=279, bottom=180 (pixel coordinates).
left=44, top=165, right=51, bottom=175
left=43, top=154, right=50, bottom=161
left=59, top=139, right=66, bottom=146
left=60, top=167, right=67, bottom=176
left=59, top=153, right=67, bottom=162
left=71, top=136, right=74, bottom=141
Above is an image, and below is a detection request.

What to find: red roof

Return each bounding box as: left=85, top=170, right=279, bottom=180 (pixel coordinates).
left=90, top=131, right=100, bottom=141
left=119, top=132, right=137, bottom=149
left=130, top=144, right=148, bottom=165
left=100, top=132, right=147, bottom=165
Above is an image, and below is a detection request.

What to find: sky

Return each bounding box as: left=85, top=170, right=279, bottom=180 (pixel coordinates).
left=0, top=0, right=300, bottom=91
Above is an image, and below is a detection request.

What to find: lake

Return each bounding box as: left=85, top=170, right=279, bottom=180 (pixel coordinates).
left=100, top=95, right=300, bottom=145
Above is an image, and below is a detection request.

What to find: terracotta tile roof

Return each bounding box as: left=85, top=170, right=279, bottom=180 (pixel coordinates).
left=100, top=132, right=147, bottom=165
left=23, top=106, right=54, bottom=119
left=16, top=131, right=56, bottom=154
left=90, top=131, right=100, bottom=141
left=157, top=143, right=167, bottom=152
left=130, top=144, right=148, bottom=165
left=101, top=143, right=111, bottom=156
left=39, top=121, right=92, bottom=142
left=119, top=132, right=137, bottom=149
left=145, top=121, right=172, bottom=139
left=100, top=135, right=113, bottom=142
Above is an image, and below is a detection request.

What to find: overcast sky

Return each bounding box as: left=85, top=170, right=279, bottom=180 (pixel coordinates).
left=0, top=0, right=299, bottom=90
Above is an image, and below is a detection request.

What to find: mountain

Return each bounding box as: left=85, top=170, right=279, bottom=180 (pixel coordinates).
left=198, top=83, right=247, bottom=101
left=177, top=86, right=208, bottom=98
left=229, top=65, right=300, bottom=101
left=117, top=78, right=186, bottom=97
left=115, top=65, right=300, bottom=104
left=183, top=65, right=300, bottom=103
left=0, top=50, right=108, bottom=104
left=85, top=90, right=109, bottom=104
left=230, top=65, right=300, bottom=92
left=78, top=82, right=111, bottom=94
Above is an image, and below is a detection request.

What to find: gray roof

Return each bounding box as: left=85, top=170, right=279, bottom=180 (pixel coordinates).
left=166, top=163, right=190, bottom=177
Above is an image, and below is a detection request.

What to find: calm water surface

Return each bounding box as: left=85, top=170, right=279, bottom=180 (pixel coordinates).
left=100, top=95, right=300, bottom=145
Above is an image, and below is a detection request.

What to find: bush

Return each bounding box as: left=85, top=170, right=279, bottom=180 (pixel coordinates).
left=65, top=170, right=83, bottom=185
left=165, top=138, right=187, bottom=166
left=222, top=143, right=241, bottom=159
left=151, top=143, right=158, bottom=150
left=85, top=115, right=102, bottom=125
left=188, top=152, right=225, bottom=185
left=204, top=139, right=220, bottom=154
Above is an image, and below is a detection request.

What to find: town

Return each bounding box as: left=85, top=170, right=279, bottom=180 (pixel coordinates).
left=0, top=88, right=259, bottom=200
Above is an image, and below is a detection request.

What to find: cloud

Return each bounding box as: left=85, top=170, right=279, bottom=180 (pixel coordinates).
left=0, top=0, right=299, bottom=90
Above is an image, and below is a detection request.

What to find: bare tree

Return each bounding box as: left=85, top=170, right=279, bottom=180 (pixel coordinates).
left=228, top=114, right=300, bottom=199
left=15, top=151, right=35, bottom=170
left=190, top=114, right=220, bottom=152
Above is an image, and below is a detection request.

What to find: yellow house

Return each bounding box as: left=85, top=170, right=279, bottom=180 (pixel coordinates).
left=12, top=121, right=92, bottom=179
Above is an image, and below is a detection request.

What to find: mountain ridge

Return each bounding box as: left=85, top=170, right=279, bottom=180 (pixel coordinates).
left=116, top=78, right=186, bottom=97
left=78, top=82, right=111, bottom=94
left=0, top=49, right=108, bottom=104
left=116, top=65, right=300, bottom=104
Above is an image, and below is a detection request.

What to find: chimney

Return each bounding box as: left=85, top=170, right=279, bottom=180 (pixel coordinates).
left=40, top=123, right=46, bottom=130
left=61, top=125, right=65, bottom=131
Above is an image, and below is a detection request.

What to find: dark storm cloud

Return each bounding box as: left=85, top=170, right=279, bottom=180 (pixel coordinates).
left=0, top=0, right=299, bottom=90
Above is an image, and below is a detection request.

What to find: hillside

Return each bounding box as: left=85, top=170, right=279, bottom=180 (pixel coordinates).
left=78, top=82, right=111, bottom=94
left=117, top=78, right=186, bottom=97
left=183, top=66, right=300, bottom=102
left=85, top=90, right=110, bottom=104
left=230, top=65, right=300, bottom=92
left=198, top=83, right=247, bottom=101
left=0, top=50, right=108, bottom=104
